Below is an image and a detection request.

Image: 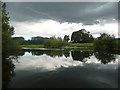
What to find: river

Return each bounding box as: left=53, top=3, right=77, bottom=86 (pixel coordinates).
left=5, top=49, right=118, bottom=88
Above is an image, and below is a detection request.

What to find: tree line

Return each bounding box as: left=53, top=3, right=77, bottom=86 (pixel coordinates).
left=13, top=29, right=120, bottom=51
left=12, top=29, right=94, bottom=45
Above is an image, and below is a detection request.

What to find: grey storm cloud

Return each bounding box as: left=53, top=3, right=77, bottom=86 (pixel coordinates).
left=6, top=2, right=118, bottom=25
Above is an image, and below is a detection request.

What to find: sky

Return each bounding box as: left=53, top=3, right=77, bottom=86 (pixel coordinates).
left=6, top=2, right=118, bottom=40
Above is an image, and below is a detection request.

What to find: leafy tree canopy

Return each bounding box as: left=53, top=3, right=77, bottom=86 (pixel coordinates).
left=71, top=29, right=94, bottom=43
left=64, top=35, right=70, bottom=42
left=94, top=33, right=116, bottom=51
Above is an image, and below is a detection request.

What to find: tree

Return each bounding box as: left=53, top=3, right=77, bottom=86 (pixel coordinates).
left=31, top=36, right=44, bottom=45
left=2, top=2, right=20, bottom=88
left=12, top=37, right=25, bottom=45
left=64, top=35, right=70, bottom=42
left=2, top=3, right=20, bottom=58
left=23, top=36, right=49, bottom=45
left=71, top=29, right=94, bottom=43
left=94, top=33, right=116, bottom=51
left=44, top=37, right=67, bottom=48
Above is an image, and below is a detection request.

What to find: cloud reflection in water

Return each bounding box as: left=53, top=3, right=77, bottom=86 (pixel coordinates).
left=15, top=52, right=83, bottom=72
left=14, top=50, right=118, bottom=72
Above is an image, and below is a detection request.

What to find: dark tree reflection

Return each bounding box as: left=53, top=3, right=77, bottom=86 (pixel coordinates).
left=45, top=50, right=64, bottom=57
left=2, top=58, right=15, bottom=88
left=26, top=50, right=64, bottom=57
left=63, top=50, right=70, bottom=58
left=94, top=52, right=116, bottom=64
left=17, top=50, right=25, bottom=56
left=71, top=51, right=93, bottom=62
left=2, top=50, right=24, bottom=88
left=31, top=50, right=44, bottom=56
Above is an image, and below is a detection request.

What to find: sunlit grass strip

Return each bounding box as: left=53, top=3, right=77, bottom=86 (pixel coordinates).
left=20, top=45, right=44, bottom=48
left=20, top=43, right=94, bottom=49
left=64, top=48, right=94, bottom=51
left=67, top=43, right=94, bottom=47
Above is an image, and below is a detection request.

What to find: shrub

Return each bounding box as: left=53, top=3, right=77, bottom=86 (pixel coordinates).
left=94, top=33, right=116, bottom=51
left=44, top=37, right=67, bottom=48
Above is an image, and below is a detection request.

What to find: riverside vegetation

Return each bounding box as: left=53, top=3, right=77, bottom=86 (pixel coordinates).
left=14, top=30, right=120, bottom=52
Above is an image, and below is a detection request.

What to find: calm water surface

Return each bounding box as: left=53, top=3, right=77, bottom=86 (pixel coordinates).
left=8, top=49, right=118, bottom=88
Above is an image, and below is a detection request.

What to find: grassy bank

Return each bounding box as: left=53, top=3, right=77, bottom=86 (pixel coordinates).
left=66, top=43, right=94, bottom=47
left=20, top=45, right=44, bottom=48
left=20, top=43, right=94, bottom=49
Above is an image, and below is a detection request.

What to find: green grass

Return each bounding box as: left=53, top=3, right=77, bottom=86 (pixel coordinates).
left=20, top=43, right=94, bottom=49
left=66, top=43, right=94, bottom=47
left=20, top=45, right=44, bottom=48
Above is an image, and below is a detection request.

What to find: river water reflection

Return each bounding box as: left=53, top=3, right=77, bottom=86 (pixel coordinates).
left=7, top=49, right=118, bottom=88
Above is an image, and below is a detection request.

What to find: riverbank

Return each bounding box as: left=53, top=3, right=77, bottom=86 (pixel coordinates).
left=20, top=44, right=120, bottom=54
left=20, top=45, right=44, bottom=48
left=20, top=43, right=94, bottom=49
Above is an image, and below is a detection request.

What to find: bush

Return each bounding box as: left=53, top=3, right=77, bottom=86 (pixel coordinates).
left=44, top=37, right=67, bottom=48
left=94, top=33, right=116, bottom=51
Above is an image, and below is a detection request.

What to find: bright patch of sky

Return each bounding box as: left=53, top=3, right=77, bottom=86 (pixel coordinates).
left=11, top=19, right=118, bottom=40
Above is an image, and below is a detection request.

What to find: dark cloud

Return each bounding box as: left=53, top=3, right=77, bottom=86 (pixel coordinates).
left=6, top=2, right=118, bottom=25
